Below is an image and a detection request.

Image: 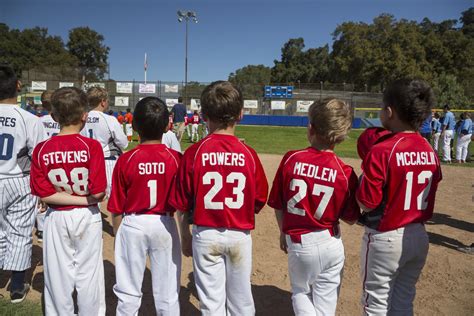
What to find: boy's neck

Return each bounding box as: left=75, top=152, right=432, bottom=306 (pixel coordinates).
left=386, top=120, right=416, bottom=133
left=59, top=124, right=83, bottom=135
left=310, top=138, right=335, bottom=152
left=0, top=97, right=17, bottom=105
left=91, top=106, right=104, bottom=112
left=208, top=121, right=236, bottom=136
left=140, top=139, right=162, bottom=145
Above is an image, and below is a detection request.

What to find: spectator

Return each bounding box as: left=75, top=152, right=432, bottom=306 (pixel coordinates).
left=171, top=97, right=187, bottom=141
left=440, top=105, right=455, bottom=163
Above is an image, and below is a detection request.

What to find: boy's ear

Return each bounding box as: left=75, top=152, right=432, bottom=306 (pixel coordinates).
left=16, top=80, right=22, bottom=92
left=238, top=109, right=244, bottom=121
left=386, top=105, right=394, bottom=119
left=51, top=112, right=58, bottom=123
left=81, top=112, right=88, bottom=123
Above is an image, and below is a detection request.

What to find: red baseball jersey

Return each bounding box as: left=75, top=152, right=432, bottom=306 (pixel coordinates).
left=170, top=133, right=268, bottom=230
left=357, top=132, right=442, bottom=231
left=30, top=134, right=106, bottom=210
left=107, top=144, right=181, bottom=215
left=268, top=148, right=360, bottom=240
left=192, top=114, right=200, bottom=124
left=168, top=116, right=174, bottom=131
left=184, top=116, right=190, bottom=126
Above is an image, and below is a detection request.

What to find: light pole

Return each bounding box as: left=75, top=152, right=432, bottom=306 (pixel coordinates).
left=177, top=10, right=198, bottom=107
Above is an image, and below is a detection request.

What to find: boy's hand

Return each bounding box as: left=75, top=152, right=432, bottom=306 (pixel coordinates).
left=181, top=234, right=193, bottom=257
left=279, top=232, right=288, bottom=254
left=37, top=200, right=48, bottom=213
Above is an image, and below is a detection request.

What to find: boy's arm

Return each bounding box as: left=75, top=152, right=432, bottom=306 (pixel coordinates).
left=41, top=192, right=89, bottom=206
left=274, top=209, right=287, bottom=254
left=176, top=210, right=192, bottom=257
left=111, top=213, right=123, bottom=236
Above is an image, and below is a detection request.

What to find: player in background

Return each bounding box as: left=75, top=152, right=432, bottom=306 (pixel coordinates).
left=108, top=97, right=182, bottom=315
left=455, top=112, right=472, bottom=163
left=124, top=108, right=134, bottom=142
left=35, top=90, right=61, bottom=243
left=117, top=111, right=124, bottom=125
left=81, top=87, right=128, bottom=197
left=432, top=112, right=441, bottom=153
left=170, top=81, right=268, bottom=315
left=162, top=128, right=182, bottom=152
left=184, top=113, right=191, bottom=140
left=30, top=87, right=106, bottom=315
left=440, top=104, right=455, bottom=163
left=191, top=110, right=200, bottom=142
left=357, top=79, right=442, bottom=315
left=268, top=99, right=360, bottom=315
left=0, top=65, right=46, bottom=303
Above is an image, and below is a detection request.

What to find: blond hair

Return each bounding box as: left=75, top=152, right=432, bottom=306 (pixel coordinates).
left=86, top=86, right=108, bottom=110
left=308, top=98, right=352, bottom=145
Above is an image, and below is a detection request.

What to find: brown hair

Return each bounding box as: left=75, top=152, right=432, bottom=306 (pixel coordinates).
left=41, top=90, right=54, bottom=112
left=51, top=87, right=88, bottom=126
left=86, top=86, right=108, bottom=110
left=200, top=81, right=243, bottom=129
left=308, top=98, right=352, bottom=145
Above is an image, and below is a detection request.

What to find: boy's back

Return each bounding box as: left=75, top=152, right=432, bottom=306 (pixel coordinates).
left=31, top=134, right=106, bottom=208
left=172, top=133, right=268, bottom=229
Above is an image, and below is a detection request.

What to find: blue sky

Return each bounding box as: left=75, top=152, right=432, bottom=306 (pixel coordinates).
left=1, top=0, right=471, bottom=83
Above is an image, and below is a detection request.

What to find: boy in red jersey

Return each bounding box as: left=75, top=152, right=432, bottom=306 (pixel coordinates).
left=107, top=97, right=182, bottom=315
left=170, top=81, right=268, bottom=315
left=268, top=99, right=360, bottom=315
left=30, top=87, right=106, bottom=315
left=191, top=110, right=200, bottom=142
left=357, top=79, right=442, bottom=315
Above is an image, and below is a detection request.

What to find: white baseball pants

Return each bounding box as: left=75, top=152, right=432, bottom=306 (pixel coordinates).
left=360, top=223, right=429, bottom=316
left=114, top=214, right=181, bottom=316
left=432, top=132, right=440, bottom=152
left=0, top=175, right=37, bottom=271
left=455, top=134, right=472, bottom=162
left=442, top=130, right=453, bottom=161
left=43, top=206, right=105, bottom=316
left=192, top=226, right=255, bottom=316
left=191, top=124, right=199, bottom=142
left=105, top=159, right=117, bottom=197
left=286, top=230, right=345, bottom=316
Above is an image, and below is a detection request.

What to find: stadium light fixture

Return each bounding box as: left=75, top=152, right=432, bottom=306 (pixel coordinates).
left=177, top=10, right=198, bottom=106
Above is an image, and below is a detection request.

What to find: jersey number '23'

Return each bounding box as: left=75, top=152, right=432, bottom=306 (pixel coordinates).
left=48, top=168, right=89, bottom=195
left=203, top=171, right=246, bottom=210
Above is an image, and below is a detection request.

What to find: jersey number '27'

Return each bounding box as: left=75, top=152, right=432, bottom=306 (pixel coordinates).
left=48, top=168, right=89, bottom=195
left=203, top=171, right=246, bottom=210
left=288, top=179, right=334, bottom=220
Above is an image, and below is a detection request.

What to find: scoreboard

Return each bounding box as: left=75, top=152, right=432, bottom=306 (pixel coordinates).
left=264, top=86, right=294, bottom=99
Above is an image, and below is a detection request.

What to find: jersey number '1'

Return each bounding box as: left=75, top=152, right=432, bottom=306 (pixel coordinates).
left=288, top=179, right=334, bottom=220
left=404, top=170, right=433, bottom=211
left=48, top=167, right=89, bottom=195
left=203, top=171, right=246, bottom=210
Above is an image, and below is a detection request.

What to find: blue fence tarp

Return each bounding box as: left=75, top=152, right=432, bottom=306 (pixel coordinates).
left=240, top=115, right=370, bottom=128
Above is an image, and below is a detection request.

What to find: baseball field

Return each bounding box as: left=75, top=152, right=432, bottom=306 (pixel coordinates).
left=1, top=125, right=473, bottom=315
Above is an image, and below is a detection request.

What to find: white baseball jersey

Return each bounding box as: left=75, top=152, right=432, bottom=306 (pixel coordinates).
left=81, top=110, right=128, bottom=158
left=0, top=103, right=46, bottom=178
left=39, top=114, right=60, bottom=138
left=162, top=130, right=182, bottom=152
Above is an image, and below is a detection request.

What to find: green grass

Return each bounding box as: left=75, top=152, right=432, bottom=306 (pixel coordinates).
left=126, top=125, right=473, bottom=167
left=0, top=298, right=42, bottom=316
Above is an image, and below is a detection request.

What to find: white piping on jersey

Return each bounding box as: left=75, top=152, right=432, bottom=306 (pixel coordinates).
left=36, top=138, right=53, bottom=163
left=164, top=147, right=179, bottom=168
left=237, top=141, right=257, bottom=173
left=387, top=137, right=405, bottom=173
left=282, top=149, right=310, bottom=166
left=76, top=136, right=91, bottom=159
left=193, top=137, right=213, bottom=162
left=126, top=149, right=141, bottom=164
left=332, top=156, right=349, bottom=191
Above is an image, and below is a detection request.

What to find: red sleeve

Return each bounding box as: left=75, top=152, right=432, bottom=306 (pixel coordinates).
left=169, top=149, right=194, bottom=212
left=267, top=153, right=288, bottom=211
left=30, top=143, right=57, bottom=198
left=88, top=140, right=106, bottom=195
left=356, top=148, right=386, bottom=209
left=340, top=167, right=361, bottom=222
left=252, top=150, right=268, bottom=214
left=107, top=155, right=127, bottom=214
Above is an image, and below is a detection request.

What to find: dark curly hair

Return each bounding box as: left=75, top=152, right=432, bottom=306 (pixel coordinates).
left=383, top=79, right=436, bottom=130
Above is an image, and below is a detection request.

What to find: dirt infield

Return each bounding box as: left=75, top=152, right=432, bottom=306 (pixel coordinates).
left=1, top=154, right=473, bottom=315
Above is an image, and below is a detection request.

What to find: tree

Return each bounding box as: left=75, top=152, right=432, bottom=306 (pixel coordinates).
left=229, top=65, right=271, bottom=98
left=432, top=73, right=470, bottom=108
left=67, top=27, right=110, bottom=83
left=461, top=7, right=474, bottom=37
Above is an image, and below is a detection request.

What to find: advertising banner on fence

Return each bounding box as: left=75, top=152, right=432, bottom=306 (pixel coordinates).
left=115, top=96, right=129, bottom=107
left=139, top=83, right=156, bottom=94
left=34, top=95, right=42, bottom=104
left=271, top=100, right=286, bottom=110
left=31, top=81, right=47, bottom=91
left=166, top=98, right=179, bottom=108
left=296, top=100, right=314, bottom=112
left=59, top=82, right=74, bottom=88
left=244, top=100, right=258, bottom=109
left=116, top=82, right=133, bottom=94
left=190, top=99, right=201, bottom=110
left=164, top=84, right=179, bottom=93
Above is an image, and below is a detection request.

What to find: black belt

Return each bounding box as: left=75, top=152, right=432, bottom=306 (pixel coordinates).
left=105, top=156, right=117, bottom=161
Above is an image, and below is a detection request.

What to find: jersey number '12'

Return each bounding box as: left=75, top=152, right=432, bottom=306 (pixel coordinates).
left=288, top=179, right=334, bottom=220
left=404, top=171, right=433, bottom=211
left=203, top=171, right=246, bottom=210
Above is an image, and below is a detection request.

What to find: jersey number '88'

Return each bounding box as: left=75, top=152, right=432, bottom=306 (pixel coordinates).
left=47, top=167, right=89, bottom=195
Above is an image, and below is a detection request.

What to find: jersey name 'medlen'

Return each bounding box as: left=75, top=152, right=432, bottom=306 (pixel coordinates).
left=138, top=162, right=165, bottom=175
left=43, top=150, right=88, bottom=166
left=293, top=162, right=337, bottom=183
left=395, top=151, right=437, bottom=167
left=202, top=152, right=246, bottom=167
